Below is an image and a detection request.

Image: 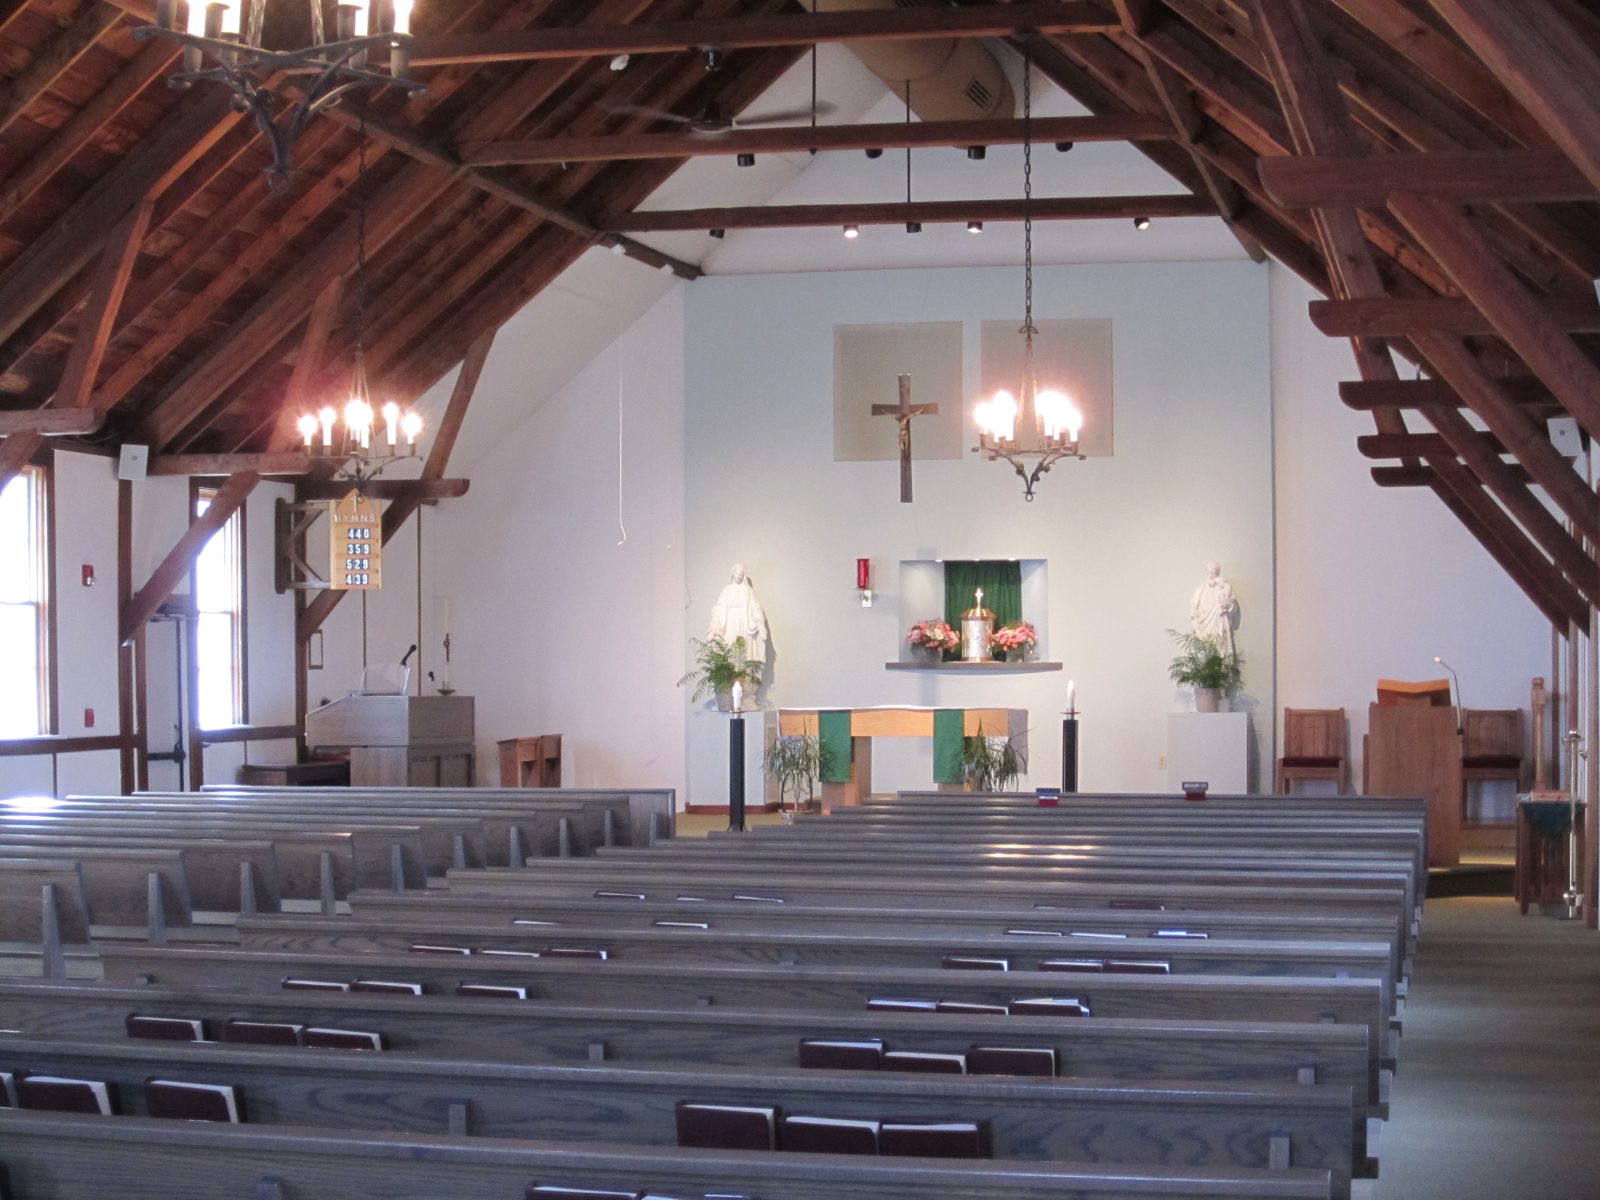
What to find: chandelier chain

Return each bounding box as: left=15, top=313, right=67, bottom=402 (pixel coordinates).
left=309, top=0, right=325, bottom=47
left=353, top=113, right=368, bottom=382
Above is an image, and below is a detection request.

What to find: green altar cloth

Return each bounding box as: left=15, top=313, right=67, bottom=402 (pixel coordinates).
left=818, top=710, right=854, bottom=783
left=933, top=708, right=966, bottom=785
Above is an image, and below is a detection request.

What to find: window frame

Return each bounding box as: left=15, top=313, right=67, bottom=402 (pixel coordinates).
left=0, top=454, right=55, bottom=739
left=190, top=481, right=249, bottom=730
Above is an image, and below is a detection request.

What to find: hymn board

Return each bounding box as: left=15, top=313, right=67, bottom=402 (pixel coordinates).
left=329, top=489, right=383, bottom=591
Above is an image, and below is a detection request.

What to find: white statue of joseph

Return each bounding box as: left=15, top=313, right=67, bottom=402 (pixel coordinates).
left=708, top=563, right=769, bottom=664
left=1190, top=562, right=1238, bottom=658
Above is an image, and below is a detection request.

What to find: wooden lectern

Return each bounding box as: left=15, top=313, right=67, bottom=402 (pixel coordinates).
left=306, top=694, right=476, bottom=787
left=1365, top=679, right=1461, bottom=867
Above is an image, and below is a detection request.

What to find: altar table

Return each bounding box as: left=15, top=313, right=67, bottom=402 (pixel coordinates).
left=773, top=706, right=1027, bottom=807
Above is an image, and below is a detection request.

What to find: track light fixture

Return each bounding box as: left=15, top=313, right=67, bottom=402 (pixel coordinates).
left=865, top=147, right=883, bottom=159
left=1134, top=216, right=1151, bottom=231
left=966, top=146, right=986, bottom=160
left=906, top=221, right=921, bottom=233
left=609, top=54, right=630, bottom=71
left=1055, top=141, right=1074, bottom=153
left=843, top=224, right=859, bottom=239
left=967, top=220, right=984, bottom=233
left=736, top=152, right=755, bottom=168
left=709, top=228, right=725, bottom=239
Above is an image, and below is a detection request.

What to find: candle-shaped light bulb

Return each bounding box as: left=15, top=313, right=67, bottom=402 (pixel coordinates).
left=187, top=0, right=207, bottom=35
left=401, top=411, right=423, bottom=446
left=345, top=397, right=373, bottom=449
left=989, top=388, right=1017, bottom=442
left=381, top=402, right=400, bottom=448
left=297, top=414, right=318, bottom=448
left=346, top=0, right=369, bottom=36
left=318, top=405, right=336, bottom=448
left=1067, top=679, right=1076, bottom=713
left=392, top=0, right=414, bottom=35
left=219, top=0, right=240, bottom=35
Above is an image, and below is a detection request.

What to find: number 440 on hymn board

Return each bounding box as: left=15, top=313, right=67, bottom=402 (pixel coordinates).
left=329, top=490, right=383, bottom=591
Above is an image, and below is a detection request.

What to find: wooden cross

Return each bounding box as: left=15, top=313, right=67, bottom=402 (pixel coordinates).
left=871, top=373, right=938, bottom=503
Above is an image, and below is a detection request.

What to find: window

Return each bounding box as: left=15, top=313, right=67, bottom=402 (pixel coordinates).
left=0, top=465, right=50, bottom=737
left=194, top=489, right=245, bottom=730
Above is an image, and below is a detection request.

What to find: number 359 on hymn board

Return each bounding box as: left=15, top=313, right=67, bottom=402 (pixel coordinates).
left=328, top=490, right=383, bottom=591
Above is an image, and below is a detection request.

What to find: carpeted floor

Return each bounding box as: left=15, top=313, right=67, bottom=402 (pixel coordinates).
left=1380, top=896, right=1600, bottom=1200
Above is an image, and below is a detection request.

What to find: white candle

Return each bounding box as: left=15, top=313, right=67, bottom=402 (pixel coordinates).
left=1067, top=680, right=1076, bottom=713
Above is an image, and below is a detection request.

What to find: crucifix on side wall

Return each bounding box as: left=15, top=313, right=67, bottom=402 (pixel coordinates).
left=871, top=373, right=938, bottom=503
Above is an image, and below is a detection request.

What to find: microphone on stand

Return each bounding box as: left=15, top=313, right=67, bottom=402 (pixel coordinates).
left=399, top=644, right=418, bottom=667
left=1434, top=655, right=1463, bottom=734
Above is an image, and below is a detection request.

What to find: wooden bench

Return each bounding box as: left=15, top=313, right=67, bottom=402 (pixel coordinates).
left=230, top=913, right=1402, bottom=1017
left=0, top=1109, right=1337, bottom=1200
left=0, top=859, right=91, bottom=979
left=0, top=832, right=280, bottom=915
left=0, top=844, right=190, bottom=937
left=95, top=944, right=1392, bottom=1103
left=0, top=978, right=1375, bottom=1119
left=0, top=1033, right=1358, bottom=1194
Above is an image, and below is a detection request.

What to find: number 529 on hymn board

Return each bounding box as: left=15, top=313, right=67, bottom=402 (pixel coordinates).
left=329, top=490, right=383, bottom=591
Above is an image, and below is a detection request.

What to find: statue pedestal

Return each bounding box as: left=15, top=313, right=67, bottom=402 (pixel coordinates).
left=1166, top=712, right=1249, bottom=795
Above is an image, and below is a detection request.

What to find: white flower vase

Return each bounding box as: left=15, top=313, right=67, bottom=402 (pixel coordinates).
left=1194, top=687, right=1222, bottom=713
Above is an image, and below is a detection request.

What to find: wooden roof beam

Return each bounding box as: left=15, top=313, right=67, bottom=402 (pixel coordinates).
left=1261, top=150, right=1595, bottom=208
left=0, top=430, right=45, bottom=493
left=0, top=1, right=126, bottom=136
left=462, top=113, right=1171, bottom=166
left=120, top=471, right=259, bottom=644
left=1356, top=431, right=1509, bottom=460
left=601, top=194, right=1215, bottom=233
left=53, top=200, right=153, bottom=410
left=1250, top=0, right=1598, bottom=615
left=1426, top=0, right=1600, bottom=195
left=1340, top=377, right=1554, bottom=411
left=0, top=408, right=105, bottom=436
left=293, top=478, right=472, bottom=502
left=408, top=3, right=1122, bottom=67
left=1109, top=1, right=1264, bottom=262
left=1374, top=463, right=1534, bottom=488
left=1389, top=190, right=1600, bottom=439
left=147, top=454, right=318, bottom=477
left=1314, top=297, right=1600, bottom=338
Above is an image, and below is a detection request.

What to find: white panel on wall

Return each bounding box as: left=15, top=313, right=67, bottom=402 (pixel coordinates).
left=833, top=323, right=965, bottom=461
left=686, top=261, right=1275, bottom=805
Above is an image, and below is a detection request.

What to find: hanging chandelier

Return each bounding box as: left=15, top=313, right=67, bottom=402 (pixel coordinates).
left=138, top=1, right=425, bottom=192
left=972, top=37, right=1083, bottom=502
left=292, top=120, right=422, bottom=481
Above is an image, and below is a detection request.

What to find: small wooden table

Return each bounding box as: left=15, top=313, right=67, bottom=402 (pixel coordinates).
left=1516, top=798, right=1586, bottom=915
left=774, top=706, right=1026, bottom=807
left=497, top=735, right=562, bottom=787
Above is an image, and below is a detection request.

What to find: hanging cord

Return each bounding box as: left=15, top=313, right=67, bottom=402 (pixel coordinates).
left=1020, top=37, right=1036, bottom=394
left=350, top=112, right=370, bottom=416
left=905, top=81, right=912, bottom=203
left=616, top=356, right=628, bottom=547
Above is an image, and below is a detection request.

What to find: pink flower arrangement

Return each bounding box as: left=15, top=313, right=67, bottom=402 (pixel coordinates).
left=907, top=619, right=960, bottom=652
left=992, top=622, right=1038, bottom=652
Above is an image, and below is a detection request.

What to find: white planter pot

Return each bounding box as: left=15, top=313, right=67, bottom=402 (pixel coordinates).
left=1193, top=687, right=1222, bottom=713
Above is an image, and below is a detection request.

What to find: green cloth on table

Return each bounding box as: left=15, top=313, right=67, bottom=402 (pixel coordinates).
left=1522, top=799, right=1585, bottom=838
left=933, top=708, right=966, bottom=785
left=818, top=710, right=854, bottom=784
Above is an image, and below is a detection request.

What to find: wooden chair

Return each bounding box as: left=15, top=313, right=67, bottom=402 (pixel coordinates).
left=1276, top=709, right=1347, bottom=794
left=1462, top=709, right=1525, bottom=792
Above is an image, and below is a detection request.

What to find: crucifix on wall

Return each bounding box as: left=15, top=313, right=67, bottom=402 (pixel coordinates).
left=871, top=373, right=938, bottom=503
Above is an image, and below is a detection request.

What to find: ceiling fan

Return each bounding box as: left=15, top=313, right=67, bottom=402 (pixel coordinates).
left=607, top=95, right=837, bottom=135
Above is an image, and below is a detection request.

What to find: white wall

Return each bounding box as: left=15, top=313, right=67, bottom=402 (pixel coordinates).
left=430, top=288, right=688, bottom=793
left=684, top=261, right=1277, bottom=804
left=0, top=456, right=299, bottom=800
left=1270, top=264, right=1550, bottom=785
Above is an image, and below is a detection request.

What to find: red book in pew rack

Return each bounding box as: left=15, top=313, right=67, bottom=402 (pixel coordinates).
left=221, top=1021, right=303, bottom=1047
left=674, top=1102, right=777, bottom=1151
left=1007, top=997, right=1089, bottom=1017
left=304, top=1028, right=384, bottom=1051
left=780, top=1114, right=881, bottom=1155
left=17, top=1075, right=113, bottom=1115
left=935, top=1000, right=1008, bottom=1016
left=797, top=1038, right=884, bottom=1070
left=282, top=978, right=349, bottom=993
left=1105, top=960, right=1172, bottom=975
left=527, top=1185, right=642, bottom=1200
left=882, top=1050, right=967, bottom=1074
left=145, top=1079, right=240, bottom=1123
left=879, top=1119, right=991, bottom=1159
left=126, top=1014, right=206, bottom=1042
left=967, top=1045, right=1058, bottom=1077
left=351, top=980, right=424, bottom=995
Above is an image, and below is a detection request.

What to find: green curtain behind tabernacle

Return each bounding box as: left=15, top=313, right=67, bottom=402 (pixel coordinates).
left=817, top=710, right=854, bottom=784
left=943, top=560, right=1023, bottom=632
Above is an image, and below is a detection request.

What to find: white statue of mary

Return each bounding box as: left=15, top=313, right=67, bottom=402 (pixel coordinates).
left=708, top=563, right=770, bottom=664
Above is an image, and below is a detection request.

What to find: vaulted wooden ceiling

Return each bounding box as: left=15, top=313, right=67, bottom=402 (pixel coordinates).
left=1, top=0, right=1598, bottom=626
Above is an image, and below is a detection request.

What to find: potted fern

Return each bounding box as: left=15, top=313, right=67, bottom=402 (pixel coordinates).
left=679, top=635, right=763, bottom=711
left=1166, top=630, right=1244, bottom=712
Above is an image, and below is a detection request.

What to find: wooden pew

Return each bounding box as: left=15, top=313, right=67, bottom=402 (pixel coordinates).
left=0, top=1109, right=1337, bottom=1200
left=0, top=832, right=279, bottom=915
left=94, top=944, right=1392, bottom=1101
left=0, top=1034, right=1358, bottom=1194
left=230, top=914, right=1402, bottom=1017
left=346, top=887, right=1408, bottom=956
left=0, top=844, right=190, bottom=937
left=0, top=979, right=1374, bottom=1115
left=202, top=784, right=678, bottom=846
left=0, top=859, right=91, bottom=979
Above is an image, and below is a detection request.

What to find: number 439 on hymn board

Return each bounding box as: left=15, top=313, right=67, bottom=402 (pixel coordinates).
left=329, top=490, right=383, bottom=591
